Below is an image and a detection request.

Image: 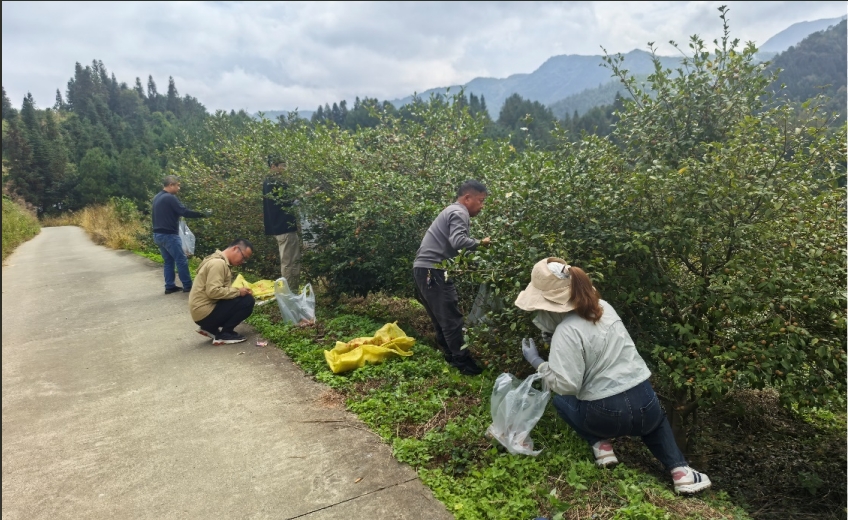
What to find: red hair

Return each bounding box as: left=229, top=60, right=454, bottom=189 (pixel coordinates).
left=569, top=266, right=603, bottom=323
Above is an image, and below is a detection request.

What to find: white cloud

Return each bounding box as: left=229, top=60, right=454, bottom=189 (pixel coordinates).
left=2, top=1, right=845, bottom=112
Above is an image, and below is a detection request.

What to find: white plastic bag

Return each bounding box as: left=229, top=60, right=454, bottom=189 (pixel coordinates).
left=274, top=277, right=316, bottom=325
left=486, top=372, right=550, bottom=456
left=179, top=218, right=195, bottom=256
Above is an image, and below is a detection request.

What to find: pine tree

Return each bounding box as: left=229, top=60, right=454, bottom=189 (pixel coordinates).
left=2, top=86, right=16, bottom=120
left=331, top=102, right=341, bottom=124
left=53, top=89, right=66, bottom=111
left=311, top=105, right=324, bottom=124
left=75, top=147, right=113, bottom=205
left=134, top=77, right=146, bottom=100
left=16, top=93, right=51, bottom=206
left=339, top=100, right=348, bottom=124
left=166, top=76, right=181, bottom=116
left=147, top=75, right=159, bottom=111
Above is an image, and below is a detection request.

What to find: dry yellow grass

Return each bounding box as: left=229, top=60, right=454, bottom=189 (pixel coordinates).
left=41, top=212, right=81, bottom=227
left=48, top=204, right=147, bottom=250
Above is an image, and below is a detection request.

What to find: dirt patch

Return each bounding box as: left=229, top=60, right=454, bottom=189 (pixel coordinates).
left=316, top=389, right=346, bottom=409
left=350, top=378, right=386, bottom=396
left=397, top=394, right=483, bottom=439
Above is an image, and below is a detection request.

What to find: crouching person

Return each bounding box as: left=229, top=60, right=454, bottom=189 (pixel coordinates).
left=189, top=238, right=255, bottom=345
left=515, top=257, right=711, bottom=495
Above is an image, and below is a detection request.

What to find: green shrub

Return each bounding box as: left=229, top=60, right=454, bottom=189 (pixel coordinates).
left=2, top=195, right=40, bottom=260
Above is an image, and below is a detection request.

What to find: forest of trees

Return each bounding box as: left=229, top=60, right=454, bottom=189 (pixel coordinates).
left=769, top=19, right=846, bottom=124
left=2, top=20, right=845, bottom=217
left=1, top=60, right=224, bottom=214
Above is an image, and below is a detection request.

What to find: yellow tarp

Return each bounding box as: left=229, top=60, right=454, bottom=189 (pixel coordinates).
left=231, top=273, right=275, bottom=301
left=324, top=322, right=416, bottom=374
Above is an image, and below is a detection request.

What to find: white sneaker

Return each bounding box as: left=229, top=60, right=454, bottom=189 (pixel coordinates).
left=591, top=440, right=619, bottom=468
left=197, top=328, right=216, bottom=341
left=672, top=466, right=712, bottom=494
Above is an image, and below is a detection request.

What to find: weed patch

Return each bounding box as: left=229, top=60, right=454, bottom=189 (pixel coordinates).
left=245, top=294, right=754, bottom=519
left=2, top=195, right=40, bottom=261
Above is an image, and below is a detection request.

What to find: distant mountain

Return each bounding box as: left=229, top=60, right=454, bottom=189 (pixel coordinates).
left=390, top=50, right=681, bottom=119
left=257, top=16, right=846, bottom=123
left=760, top=16, right=847, bottom=53
left=548, top=78, right=635, bottom=120
left=769, top=19, right=846, bottom=123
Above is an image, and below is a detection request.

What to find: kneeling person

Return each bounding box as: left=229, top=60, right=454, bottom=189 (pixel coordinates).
left=190, top=238, right=255, bottom=345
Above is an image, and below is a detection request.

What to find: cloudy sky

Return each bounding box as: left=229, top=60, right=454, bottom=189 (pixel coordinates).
left=3, top=1, right=846, bottom=113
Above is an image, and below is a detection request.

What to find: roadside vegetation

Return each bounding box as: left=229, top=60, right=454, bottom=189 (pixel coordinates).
left=42, top=196, right=148, bottom=251
left=2, top=193, right=40, bottom=261
left=7, top=10, right=846, bottom=519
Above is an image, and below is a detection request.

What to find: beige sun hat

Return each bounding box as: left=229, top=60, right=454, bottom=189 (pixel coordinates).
left=514, top=257, right=575, bottom=313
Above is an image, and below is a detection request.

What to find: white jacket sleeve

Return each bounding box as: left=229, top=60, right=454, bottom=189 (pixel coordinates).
left=536, top=323, right=585, bottom=396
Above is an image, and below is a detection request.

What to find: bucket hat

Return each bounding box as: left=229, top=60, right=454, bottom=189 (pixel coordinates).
left=514, top=257, right=575, bottom=313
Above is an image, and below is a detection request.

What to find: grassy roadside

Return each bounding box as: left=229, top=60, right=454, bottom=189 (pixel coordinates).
left=2, top=195, right=41, bottom=262
left=246, top=296, right=750, bottom=520
left=99, top=219, right=843, bottom=519
left=41, top=197, right=147, bottom=251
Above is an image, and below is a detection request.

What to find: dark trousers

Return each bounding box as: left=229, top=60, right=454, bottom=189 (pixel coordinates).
left=195, top=295, right=255, bottom=334
left=552, top=379, right=688, bottom=470
left=413, top=268, right=469, bottom=361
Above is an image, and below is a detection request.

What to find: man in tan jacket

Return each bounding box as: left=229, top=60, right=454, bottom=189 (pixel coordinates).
left=189, top=238, right=255, bottom=345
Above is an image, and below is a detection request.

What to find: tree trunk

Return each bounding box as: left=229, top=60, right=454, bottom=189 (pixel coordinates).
left=666, top=387, right=697, bottom=455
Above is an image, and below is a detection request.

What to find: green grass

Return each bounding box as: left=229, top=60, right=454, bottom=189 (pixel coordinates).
left=134, top=249, right=201, bottom=277
left=2, top=196, right=40, bottom=261
left=246, top=300, right=749, bottom=520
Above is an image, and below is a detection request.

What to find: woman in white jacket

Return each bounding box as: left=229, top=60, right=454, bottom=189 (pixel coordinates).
left=515, top=257, right=711, bottom=495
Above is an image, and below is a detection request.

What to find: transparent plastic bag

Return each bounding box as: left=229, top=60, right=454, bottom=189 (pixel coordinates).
left=467, top=283, right=505, bottom=326
left=274, top=277, right=315, bottom=325
left=486, top=372, right=550, bottom=456
left=179, top=218, right=195, bottom=256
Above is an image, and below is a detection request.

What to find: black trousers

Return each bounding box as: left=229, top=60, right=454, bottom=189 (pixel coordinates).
left=195, top=295, right=255, bottom=334
left=413, top=267, right=469, bottom=361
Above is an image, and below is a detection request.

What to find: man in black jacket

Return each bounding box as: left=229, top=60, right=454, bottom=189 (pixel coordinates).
left=263, top=162, right=301, bottom=291
left=152, top=175, right=210, bottom=294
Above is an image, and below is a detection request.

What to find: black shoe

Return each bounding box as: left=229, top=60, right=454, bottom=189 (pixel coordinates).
left=164, top=286, right=182, bottom=294
left=450, top=355, right=483, bottom=376
left=213, top=331, right=246, bottom=345
left=183, top=286, right=192, bottom=293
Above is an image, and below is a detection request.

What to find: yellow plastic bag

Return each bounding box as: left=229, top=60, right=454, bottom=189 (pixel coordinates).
left=324, top=322, right=416, bottom=374
left=232, top=273, right=275, bottom=301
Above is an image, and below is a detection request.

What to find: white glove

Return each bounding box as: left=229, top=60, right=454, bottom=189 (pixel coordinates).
left=522, top=338, right=544, bottom=369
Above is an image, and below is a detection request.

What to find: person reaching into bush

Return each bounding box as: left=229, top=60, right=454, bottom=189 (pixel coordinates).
left=151, top=175, right=211, bottom=294
left=413, top=180, right=491, bottom=376
left=514, top=257, right=712, bottom=495
left=189, top=238, right=255, bottom=345
left=263, top=159, right=302, bottom=292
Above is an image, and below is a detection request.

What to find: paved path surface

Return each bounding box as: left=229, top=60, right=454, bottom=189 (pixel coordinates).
left=2, top=227, right=453, bottom=520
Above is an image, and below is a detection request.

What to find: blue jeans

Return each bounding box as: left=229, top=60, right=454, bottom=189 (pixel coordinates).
left=552, top=379, right=687, bottom=470
left=153, top=233, right=192, bottom=291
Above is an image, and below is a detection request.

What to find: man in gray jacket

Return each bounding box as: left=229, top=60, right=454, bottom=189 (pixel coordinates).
left=413, top=180, right=491, bottom=375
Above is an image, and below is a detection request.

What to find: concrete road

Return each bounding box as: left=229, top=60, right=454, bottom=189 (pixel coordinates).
left=2, top=226, right=453, bottom=520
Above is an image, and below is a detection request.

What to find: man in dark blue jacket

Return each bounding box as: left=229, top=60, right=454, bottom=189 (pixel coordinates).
left=263, top=162, right=301, bottom=291
left=152, top=175, right=210, bottom=294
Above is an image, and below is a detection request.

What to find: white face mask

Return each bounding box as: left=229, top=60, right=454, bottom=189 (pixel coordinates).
left=533, top=310, right=568, bottom=334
